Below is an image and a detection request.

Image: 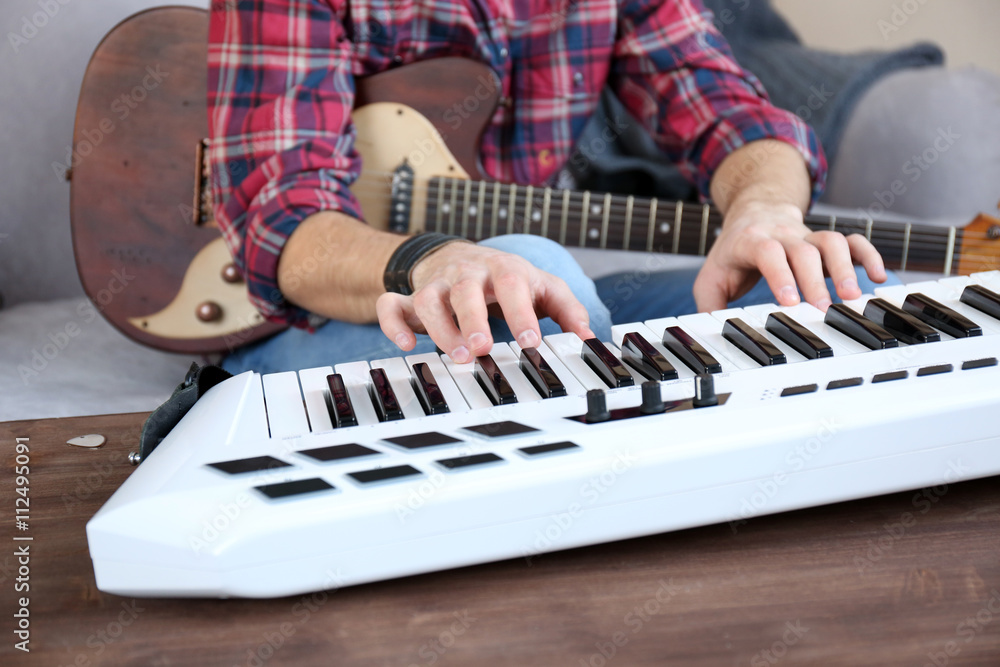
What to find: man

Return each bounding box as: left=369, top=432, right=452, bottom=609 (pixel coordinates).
left=208, top=0, right=886, bottom=374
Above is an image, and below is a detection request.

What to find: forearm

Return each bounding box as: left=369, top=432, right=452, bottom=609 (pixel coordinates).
left=276, top=212, right=404, bottom=324
left=709, top=140, right=812, bottom=217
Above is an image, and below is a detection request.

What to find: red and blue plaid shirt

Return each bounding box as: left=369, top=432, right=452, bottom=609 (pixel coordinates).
left=208, top=0, right=827, bottom=328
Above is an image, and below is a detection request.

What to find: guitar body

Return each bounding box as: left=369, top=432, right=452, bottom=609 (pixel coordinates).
left=70, top=6, right=496, bottom=354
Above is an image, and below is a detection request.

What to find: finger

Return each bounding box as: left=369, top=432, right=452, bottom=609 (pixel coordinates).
left=491, top=270, right=544, bottom=349
left=692, top=260, right=732, bottom=313
left=532, top=275, right=594, bottom=341
left=785, top=239, right=832, bottom=309
left=809, top=231, right=861, bottom=301
left=846, top=233, right=888, bottom=284
left=376, top=292, right=418, bottom=352
left=752, top=238, right=802, bottom=307
left=411, top=284, right=469, bottom=363
left=449, top=278, right=493, bottom=356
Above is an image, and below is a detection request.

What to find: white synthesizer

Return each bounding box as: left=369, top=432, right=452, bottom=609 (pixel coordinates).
left=88, top=272, right=1000, bottom=598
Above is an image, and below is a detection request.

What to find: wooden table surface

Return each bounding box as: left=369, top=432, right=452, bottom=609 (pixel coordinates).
left=1, top=412, right=999, bottom=666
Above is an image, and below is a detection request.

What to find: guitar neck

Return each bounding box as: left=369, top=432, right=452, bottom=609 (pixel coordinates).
left=423, top=177, right=963, bottom=275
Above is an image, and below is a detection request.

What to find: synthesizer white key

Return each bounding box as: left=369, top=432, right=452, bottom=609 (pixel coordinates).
left=298, top=366, right=336, bottom=432
left=508, top=340, right=588, bottom=396
left=439, top=357, right=494, bottom=410
left=369, top=357, right=424, bottom=419
left=971, top=271, right=1000, bottom=291
left=261, top=371, right=310, bottom=439
left=334, top=361, right=380, bottom=426
left=405, top=352, right=471, bottom=413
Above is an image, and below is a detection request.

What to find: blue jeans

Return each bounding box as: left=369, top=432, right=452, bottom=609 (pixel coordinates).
left=222, top=235, right=613, bottom=375
left=222, top=235, right=899, bottom=374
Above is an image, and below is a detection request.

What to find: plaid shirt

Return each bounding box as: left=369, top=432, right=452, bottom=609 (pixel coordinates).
left=208, top=0, right=827, bottom=328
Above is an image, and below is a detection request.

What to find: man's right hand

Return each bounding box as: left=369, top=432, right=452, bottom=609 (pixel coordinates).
left=376, top=241, right=594, bottom=363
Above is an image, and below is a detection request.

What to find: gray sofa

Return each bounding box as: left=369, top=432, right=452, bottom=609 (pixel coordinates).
left=2, top=1, right=997, bottom=423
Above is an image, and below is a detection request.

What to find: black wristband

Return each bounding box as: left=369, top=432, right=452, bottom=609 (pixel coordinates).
left=383, top=233, right=470, bottom=296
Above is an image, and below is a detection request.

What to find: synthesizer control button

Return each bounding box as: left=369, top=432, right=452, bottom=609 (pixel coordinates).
left=872, top=370, right=908, bottom=384
left=824, top=304, right=898, bottom=350
left=384, top=431, right=463, bottom=450
left=585, top=389, right=610, bottom=423
left=960, top=284, right=1000, bottom=321
left=722, top=318, right=787, bottom=366
left=692, top=374, right=719, bottom=408
left=621, top=332, right=678, bottom=381
left=369, top=368, right=404, bottom=421
left=639, top=381, right=665, bottom=414
left=519, top=347, right=567, bottom=398
left=207, top=455, right=291, bottom=475
left=582, top=338, right=635, bottom=388
left=862, top=298, right=941, bottom=345
left=962, top=357, right=998, bottom=370
left=254, top=478, right=335, bottom=500
left=436, top=453, right=504, bottom=470
left=411, top=362, right=450, bottom=415
left=326, top=373, right=358, bottom=428
left=462, top=421, right=539, bottom=439
left=348, top=465, right=422, bottom=484
left=475, top=355, right=518, bottom=405
left=917, top=364, right=954, bottom=377
left=764, top=312, right=834, bottom=360
left=902, top=293, right=982, bottom=338
left=780, top=384, right=818, bottom=397
left=519, top=441, right=580, bottom=457
left=298, top=443, right=381, bottom=462
left=662, top=326, right=723, bottom=374
left=827, top=377, right=864, bottom=390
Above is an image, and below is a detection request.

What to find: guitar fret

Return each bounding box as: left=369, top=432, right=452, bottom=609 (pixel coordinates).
left=475, top=181, right=486, bottom=241
left=490, top=182, right=501, bottom=239
left=901, top=223, right=911, bottom=272
left=671, top=201, right=682, bottom=254
left=506, top=183, right=517, bottom=235
left=698, top=204, right=710, bottom=256
left=433, top=179, right=444, bottom=232
left=447, top=179, right=459, bottom=236
left=460, top=180, right=472, bottom=239
left=541, top=187, right=552, bottom=240
left=865, top=217, right=873, bottom=241
left=600, top=193, right=612, bottom=249
left=579, top=191, right=591, bottom=247
left=829, top=216, right=836, bottom=231
left=559, top=190, right=570, bottom=245
left=623, top=195, right=634, bottom=250
left=646, top=199, right=658, bottom=253
left=523, top=185, right=534, bottom=235
left=944, top=226, right=956, bottom=276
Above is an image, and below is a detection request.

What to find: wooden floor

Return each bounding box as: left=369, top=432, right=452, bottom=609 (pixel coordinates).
left=1, top=412, right=999, bottom=666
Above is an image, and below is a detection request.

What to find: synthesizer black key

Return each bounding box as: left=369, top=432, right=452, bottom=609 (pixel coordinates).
left=369, top=368, right=404, bottom=422
left=326, top=373, right=358, bottom=428
left=722, top=318, right=786, bottom=366
left=661, top=326, right=723, bottom=374
left=902, top=293, right=982, bottom=338
left=960, top=284, right=1000, bottom=321
left=475, top=354, right=518, bottom=405
left=824, top=304, right=898, bottom=350
left=411, top=362, right=450, bottom=415
left=581, top=338, right=634, bottom=388
left=519, top=347, right=567, bottom=398
left=620, top=332, right=678, bottom=381
left=862, top=298, right=941, bottom=345
left=764, top=312, right=834, bottom=360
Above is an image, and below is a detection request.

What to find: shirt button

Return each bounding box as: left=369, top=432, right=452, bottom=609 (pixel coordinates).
left=573, top=71, right=584, bottom=86
left=499, top=46, right=509, bottom=60
left=393, top=54, right=403, bottom=63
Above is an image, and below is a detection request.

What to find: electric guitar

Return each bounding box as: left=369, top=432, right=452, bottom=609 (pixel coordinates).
left=69, top=6, right=1000, bottom=355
